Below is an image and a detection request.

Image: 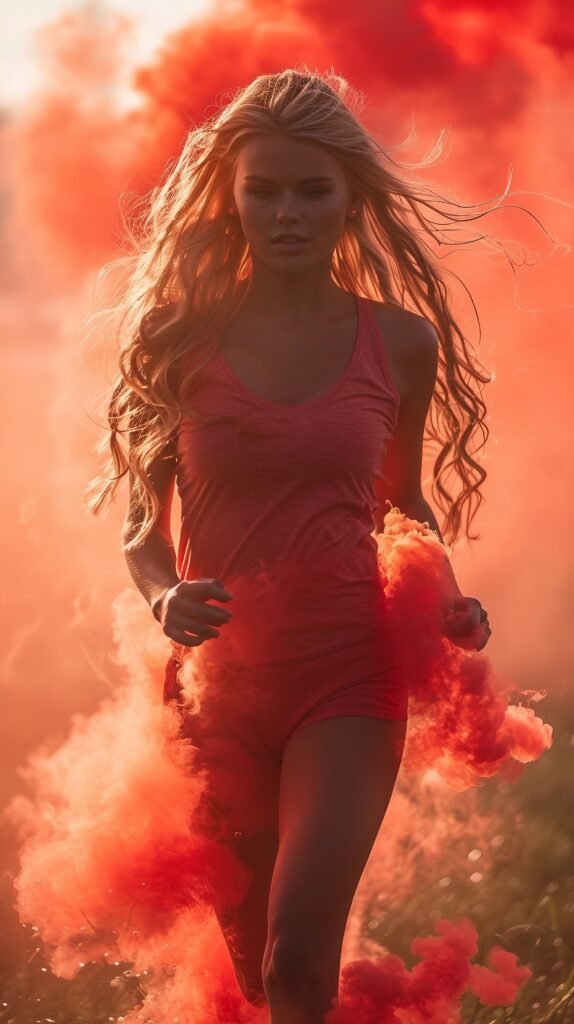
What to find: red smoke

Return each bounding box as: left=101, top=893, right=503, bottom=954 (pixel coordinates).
left=5, top=512, right=547, bottom=1019
left=8, top=0, right=574, bottom=279
left=2, top=0, right=571, bottom=1019
left=331, top=918, right=532, bottom=1023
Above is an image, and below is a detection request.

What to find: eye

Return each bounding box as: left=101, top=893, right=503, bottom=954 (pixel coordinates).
left=247, top=189, right=331, bottom=199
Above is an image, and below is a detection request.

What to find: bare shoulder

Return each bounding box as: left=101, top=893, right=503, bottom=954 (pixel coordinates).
left=368, top=299, right=439, bottom=404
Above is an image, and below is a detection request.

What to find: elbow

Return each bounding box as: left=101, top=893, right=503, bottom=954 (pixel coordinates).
left=121, top=516, right=141, bottom=549
left=121, top=519, right=148, bottom=553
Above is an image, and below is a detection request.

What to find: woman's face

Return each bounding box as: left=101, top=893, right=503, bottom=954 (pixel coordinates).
left=231, top=133, right=356, bottom=267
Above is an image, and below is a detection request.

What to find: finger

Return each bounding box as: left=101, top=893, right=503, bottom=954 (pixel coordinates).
left=453, top=597, right=482, bottom=624
left=190, top=602, right=234, bottom=626
left=445, top=613, right=475, bottom=636
left=445, top=596, right=477, bottom=618
left=477, top=624, right=492, bottom=650
left=169, top=596, right=233, bottom=627
left=165, top=627, right=207, bottom=648
left=453, top=594, right=480, bottom=610
left=186, top=579, right=235, bottom=602
left=167, top=613, right=220, bottom=639
left=446, top=615, right=483, bottom=645
left=469, top=601, right=482, bottom=628
left=175, top=597, right=234, bottom=627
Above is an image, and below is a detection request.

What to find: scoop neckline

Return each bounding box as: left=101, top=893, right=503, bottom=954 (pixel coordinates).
left=214, top=292, right=365, bottom=413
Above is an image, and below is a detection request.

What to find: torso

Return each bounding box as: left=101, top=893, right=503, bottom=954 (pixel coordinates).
left=174, top=289, right=404, bottom=656
left=216, top=293, right=414, bottom=409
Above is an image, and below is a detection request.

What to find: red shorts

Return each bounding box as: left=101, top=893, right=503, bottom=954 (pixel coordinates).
left=163, top=635, right=408, bottom=753
left=162, top=615, right=408, bottom=843
left=162, top=561, right=408, bottom=841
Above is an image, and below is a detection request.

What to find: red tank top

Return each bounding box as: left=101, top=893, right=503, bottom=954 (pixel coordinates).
left=175, top=294, right=400, bottom=664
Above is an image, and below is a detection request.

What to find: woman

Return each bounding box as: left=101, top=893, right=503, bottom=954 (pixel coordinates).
left=88, top=68, right=492, bottom=1021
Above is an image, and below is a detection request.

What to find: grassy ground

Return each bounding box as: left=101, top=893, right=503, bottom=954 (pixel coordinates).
left=366, top=699, right=574, bottom=1024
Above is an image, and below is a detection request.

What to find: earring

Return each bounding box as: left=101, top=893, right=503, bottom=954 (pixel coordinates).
left=225, top=207, right=237, bottom=237
left=349, top=208, right=358, bottom=218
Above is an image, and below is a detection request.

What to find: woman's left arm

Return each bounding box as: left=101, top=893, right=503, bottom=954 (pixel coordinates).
left=374, top=313, right=491, bottom=651
left=395, top=493, right=463, bottom=595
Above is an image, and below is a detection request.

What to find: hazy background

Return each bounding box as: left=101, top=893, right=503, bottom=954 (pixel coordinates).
left=1, top=0, right=573, bottom=1019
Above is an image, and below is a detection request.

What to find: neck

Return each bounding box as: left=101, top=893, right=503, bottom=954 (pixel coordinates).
left=242, top=257, right=347, bottom=326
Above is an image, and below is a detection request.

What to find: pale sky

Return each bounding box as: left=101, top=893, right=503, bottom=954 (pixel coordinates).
left=1, top=0, right=212, bottom=109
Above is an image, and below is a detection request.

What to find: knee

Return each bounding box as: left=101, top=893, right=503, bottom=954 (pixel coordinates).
left=263, top=934, right=332, bottom=997
left=235, top=966, right=267, bottom=1007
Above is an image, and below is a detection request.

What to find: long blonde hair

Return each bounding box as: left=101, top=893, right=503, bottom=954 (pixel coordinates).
left=85, top=65, right=538, bottom=549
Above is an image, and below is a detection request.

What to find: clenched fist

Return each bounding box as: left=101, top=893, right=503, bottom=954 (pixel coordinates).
left=154, top=577, right=235, bottom=647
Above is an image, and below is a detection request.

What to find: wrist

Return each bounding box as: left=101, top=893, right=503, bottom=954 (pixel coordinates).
left=150, top=589, right=169, bottom=622
left=441, top=553, right=464, bottom=597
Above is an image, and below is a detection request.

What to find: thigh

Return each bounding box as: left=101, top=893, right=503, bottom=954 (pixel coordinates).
left=266, top=715, right=407, bottom=949
left=182, top=718, right=282, bottom=844
left=164, top=655, right=281, bottom=842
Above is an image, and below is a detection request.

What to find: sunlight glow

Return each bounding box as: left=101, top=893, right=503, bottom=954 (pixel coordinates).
left=1, top=0, right=213, bottom=109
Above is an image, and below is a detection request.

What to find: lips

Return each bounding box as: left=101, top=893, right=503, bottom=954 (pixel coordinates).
left=272, top=235, right=308, bottom=243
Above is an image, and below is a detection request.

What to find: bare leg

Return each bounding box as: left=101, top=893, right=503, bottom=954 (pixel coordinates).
left=182, top=719, right=280, bottom=1007
left=212, top=826, right=279, bottom=1006
left=262, top=715, right=407, bottom=1024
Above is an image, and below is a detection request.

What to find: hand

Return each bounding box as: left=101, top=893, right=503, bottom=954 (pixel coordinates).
left=441, top=594, right=491, bottom=651
left=155, top=577, right=235, bottom=647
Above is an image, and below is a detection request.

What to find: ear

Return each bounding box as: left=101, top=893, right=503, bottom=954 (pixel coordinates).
left=346, top=194, right=362, bottom=219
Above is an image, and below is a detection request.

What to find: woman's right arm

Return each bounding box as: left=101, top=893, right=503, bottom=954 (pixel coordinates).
left=121, top=439, right=235, bottom=644
left=121, top=437, right=180, bottom=623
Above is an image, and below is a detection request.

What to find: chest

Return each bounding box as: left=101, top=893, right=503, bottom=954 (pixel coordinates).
left=217, top=315, right=358, bottom=406
left=178, top=372, right=395, bottom=490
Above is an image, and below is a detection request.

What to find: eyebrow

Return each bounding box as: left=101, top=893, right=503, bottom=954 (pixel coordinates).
left=243, top=175, right=335, bottom=184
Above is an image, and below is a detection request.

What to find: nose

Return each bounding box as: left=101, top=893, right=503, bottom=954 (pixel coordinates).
left=275, top=192, right=302, bottom=223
